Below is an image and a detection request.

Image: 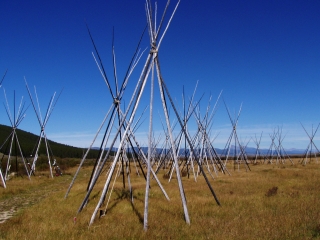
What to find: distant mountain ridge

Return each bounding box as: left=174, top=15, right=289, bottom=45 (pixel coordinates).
left=1, top=123, right=305, bottom=159
left=93, top=145, right=306, bottom=156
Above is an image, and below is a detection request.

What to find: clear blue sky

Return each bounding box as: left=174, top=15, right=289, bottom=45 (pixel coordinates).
left=1, top=0, right=320, bottom=150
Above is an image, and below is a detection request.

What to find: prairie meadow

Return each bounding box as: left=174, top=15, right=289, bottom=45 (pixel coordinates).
left=1, top=159, right=320, bottom=239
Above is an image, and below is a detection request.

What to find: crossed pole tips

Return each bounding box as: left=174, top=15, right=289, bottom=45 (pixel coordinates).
left=24, top=78, right=63, bottom=178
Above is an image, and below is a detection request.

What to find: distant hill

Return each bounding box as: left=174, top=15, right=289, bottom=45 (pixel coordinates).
left=0, top=124, right=100, bottom=159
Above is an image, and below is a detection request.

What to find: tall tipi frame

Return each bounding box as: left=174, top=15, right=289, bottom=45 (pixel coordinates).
left=0, top=89, right=30, bottom=183
left=221, top=101, right=250, bottom=171
left=24, top=78, right=62, bottom=178
left=65, top=4, right=171, bottom=229
left=264, top=127, right=293, bottom=165
left=0, top=69, right=8, bottom=188
left=300, top=122, right=320, bottom=165
left=72, top=0, right=221, bottom=230
left=252, top=132, right=264, bottom=164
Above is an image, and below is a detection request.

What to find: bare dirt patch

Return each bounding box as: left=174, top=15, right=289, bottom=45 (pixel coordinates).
left=0, top=175, right=70, bottom=223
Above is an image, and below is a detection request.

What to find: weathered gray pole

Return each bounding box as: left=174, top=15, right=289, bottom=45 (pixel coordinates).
left=155, top=58, right=191, bottom=224
left=144, top=61, right=155, bottom=230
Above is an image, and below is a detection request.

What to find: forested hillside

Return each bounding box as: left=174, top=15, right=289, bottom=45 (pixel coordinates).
left=0, top=124, right=100, bottom=159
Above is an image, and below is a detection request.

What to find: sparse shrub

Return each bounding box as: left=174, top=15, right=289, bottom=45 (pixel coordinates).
left=265, top=186, right=278, bottom=197
left=163, top=172, right=170, bottom=179
left=312, top=223, right=320, bottom=237
left=114, top=188, right=131, bottom=200
left=181, top=170, right=188, bottom=177
left=34, top=156, right=50, bottom=171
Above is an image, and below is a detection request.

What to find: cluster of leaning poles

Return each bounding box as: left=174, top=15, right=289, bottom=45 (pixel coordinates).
left=64, top=0, right=225, bottom=231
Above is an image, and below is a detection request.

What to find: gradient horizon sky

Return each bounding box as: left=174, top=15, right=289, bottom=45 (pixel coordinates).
left=1, top=0, right=320, bottom=150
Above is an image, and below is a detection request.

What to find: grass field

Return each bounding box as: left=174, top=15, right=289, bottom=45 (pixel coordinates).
left=1, top=159, right=320, bottom=239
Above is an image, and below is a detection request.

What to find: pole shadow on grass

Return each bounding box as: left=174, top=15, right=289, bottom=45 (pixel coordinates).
left=99, top=188, right=144, bottom=224
left=130, top=201, right=144, bottom=224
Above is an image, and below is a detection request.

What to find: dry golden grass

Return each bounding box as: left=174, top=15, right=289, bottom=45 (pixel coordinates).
left=1, top=159, right=320, bottom=239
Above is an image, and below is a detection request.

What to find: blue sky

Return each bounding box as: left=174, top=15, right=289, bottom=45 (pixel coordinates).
left=1, top=0, right=320, bottom=150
